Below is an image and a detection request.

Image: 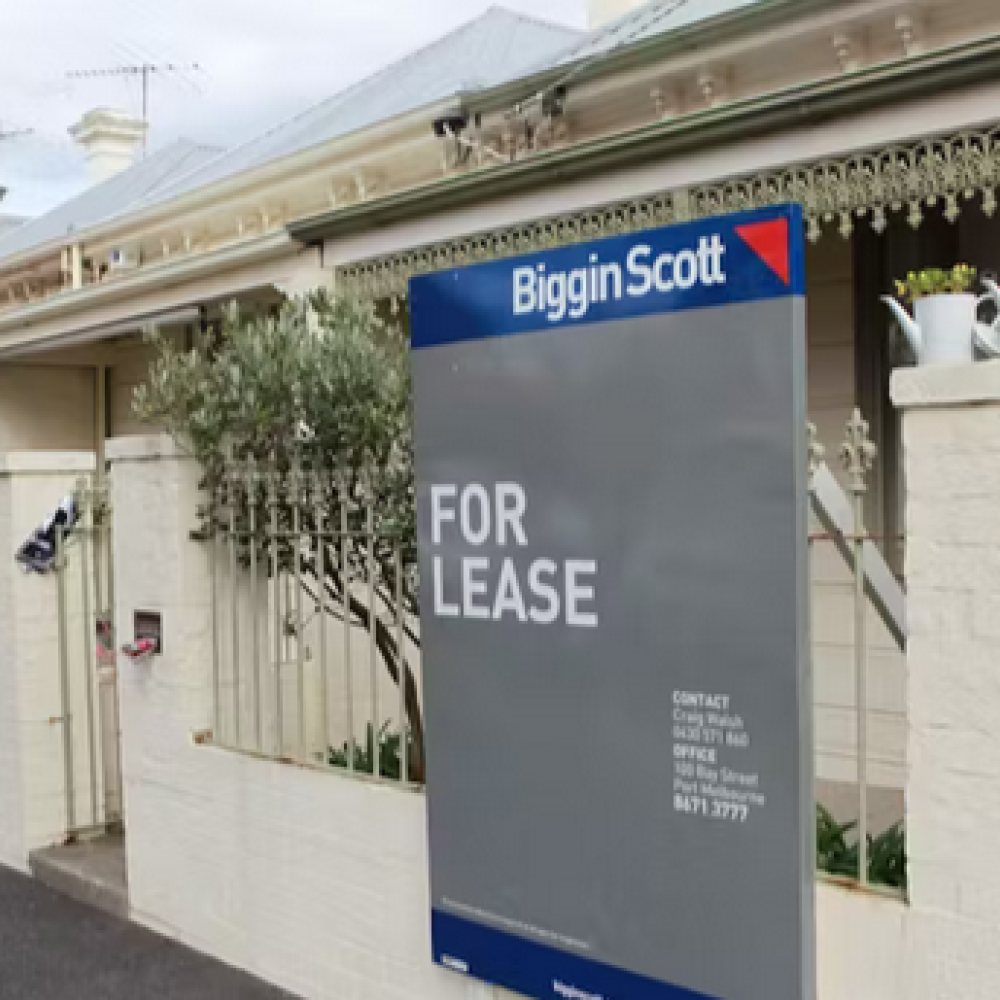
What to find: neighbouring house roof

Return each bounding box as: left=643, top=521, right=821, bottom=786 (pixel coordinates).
left=109, top=2, right=774, bottom=221
left=548, top=0, right=766, bottom=66
left=0, top=139, right=223, bottom=262
left=124, top=7, right=583, bottom=213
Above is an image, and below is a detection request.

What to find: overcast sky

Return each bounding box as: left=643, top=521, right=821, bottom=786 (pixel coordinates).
left=0, top=0, right=587, bottom=217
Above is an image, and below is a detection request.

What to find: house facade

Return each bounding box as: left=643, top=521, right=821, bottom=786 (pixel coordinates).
left=4, top=3, right=1000, bottom=996
left=2, top=0, right=1000, bottom=833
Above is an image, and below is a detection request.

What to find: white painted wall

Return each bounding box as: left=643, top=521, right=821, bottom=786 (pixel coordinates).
left=0, top=452, right=101, bottom=871
left=892, top=361, right=1000, bottom=998
left=815, top=881, right=908, bottom=998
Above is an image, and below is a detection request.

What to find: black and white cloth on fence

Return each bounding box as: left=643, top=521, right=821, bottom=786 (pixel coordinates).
left=15, top=495, right=80, bottom=574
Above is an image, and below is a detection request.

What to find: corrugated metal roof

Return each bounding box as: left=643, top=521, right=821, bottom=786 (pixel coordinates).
left=548, top=0, right=765, bottom=67
left=129, top=7, right=583, bottom=212
left=0, top=139, right=223, bottom=262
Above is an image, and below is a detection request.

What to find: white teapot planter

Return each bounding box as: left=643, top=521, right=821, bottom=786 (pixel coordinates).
left=881, top=292, right=1000, bottom=366
left=974, top=278, right=1000, bottom=358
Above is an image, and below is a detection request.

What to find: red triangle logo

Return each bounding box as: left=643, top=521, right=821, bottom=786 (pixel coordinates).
left=736, top=218, right=790, bottom=285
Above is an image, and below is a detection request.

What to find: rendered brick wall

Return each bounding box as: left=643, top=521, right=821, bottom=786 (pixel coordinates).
left=890, top=362, right=1000, bottom=998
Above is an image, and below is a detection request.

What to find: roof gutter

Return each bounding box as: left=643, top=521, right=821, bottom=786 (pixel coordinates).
left=0, top=306, right=203, bottom=359
left=290, top=36, right=1000, bottom=245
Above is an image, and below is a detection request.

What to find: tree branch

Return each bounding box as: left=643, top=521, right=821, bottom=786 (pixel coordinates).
left=298, top=557, right=425, bottom=782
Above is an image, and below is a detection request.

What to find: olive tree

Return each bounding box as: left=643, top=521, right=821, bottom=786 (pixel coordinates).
left=134, top=290, right=424, bottom=780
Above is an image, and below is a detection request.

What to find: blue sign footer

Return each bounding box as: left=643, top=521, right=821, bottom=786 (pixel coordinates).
left=432, top=910, right=718, bottom=1000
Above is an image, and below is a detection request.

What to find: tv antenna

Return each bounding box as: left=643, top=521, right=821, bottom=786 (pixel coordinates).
left=0, top=124, right=33, bottom=143
left=67, top=63, right=201, bottom=153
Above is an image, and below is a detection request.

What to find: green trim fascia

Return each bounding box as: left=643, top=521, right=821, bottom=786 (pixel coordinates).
left=290, top=37, right=1000, bottom=245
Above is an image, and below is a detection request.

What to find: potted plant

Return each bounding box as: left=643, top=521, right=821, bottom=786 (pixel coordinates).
left=881, top=264, right=987, bottom=366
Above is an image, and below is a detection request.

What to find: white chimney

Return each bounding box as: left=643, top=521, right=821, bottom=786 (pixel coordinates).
left=69, top=108, right=147, bottom=184
left=589, top=0, right=648, bottom=28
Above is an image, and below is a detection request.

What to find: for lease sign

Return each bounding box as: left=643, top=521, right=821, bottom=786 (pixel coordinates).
left=429, top=482, right=598, bottom=628
left=410, top=206, right=815, bottom=1000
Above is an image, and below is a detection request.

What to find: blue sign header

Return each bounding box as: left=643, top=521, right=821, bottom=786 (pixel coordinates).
left=410, top=204, right=805, bottom=350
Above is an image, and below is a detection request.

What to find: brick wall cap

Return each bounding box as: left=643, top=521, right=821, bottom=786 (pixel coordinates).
left=0, top=452, right=96, bottom=476
left=892, top=361, right=1000, bottom=409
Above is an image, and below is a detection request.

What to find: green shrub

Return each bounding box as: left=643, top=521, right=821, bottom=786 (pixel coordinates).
left=816, top=805, right=907, bottom=890
left=894, top=264, right=976, bottom=300
left=867, top=820, right=907, bottom=890
left=136, top=292, right=426, bottom=783
left=329, top=722, right=416, bottom=782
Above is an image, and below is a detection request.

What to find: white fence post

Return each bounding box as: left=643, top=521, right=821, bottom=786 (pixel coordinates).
left=840, top=408, right=877, bottom=886
left=893, top=361, right=1000, bottom=997
left=105, top=436, right=213, bottom=883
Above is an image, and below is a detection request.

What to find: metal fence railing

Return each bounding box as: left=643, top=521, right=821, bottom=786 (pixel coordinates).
left=205, top=418, right=906, bottom=889
left=809, top=410, right=907, bottom=891
left=207, top=462, right=423, bottom=787
left=52, top=474, right=122, bottom=836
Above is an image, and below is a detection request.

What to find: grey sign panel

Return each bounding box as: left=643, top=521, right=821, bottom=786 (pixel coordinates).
left=410, top=206, right=813, bottom=1000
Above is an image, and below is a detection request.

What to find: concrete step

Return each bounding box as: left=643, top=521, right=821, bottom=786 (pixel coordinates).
left=29, top=833, right=128, bottom=921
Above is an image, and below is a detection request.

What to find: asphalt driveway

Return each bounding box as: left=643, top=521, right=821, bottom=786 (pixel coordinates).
left=0, top=866, right=295, bottom=999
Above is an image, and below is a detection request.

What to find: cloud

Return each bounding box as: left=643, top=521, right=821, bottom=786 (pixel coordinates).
left=0, top=0, right=587, bottom=216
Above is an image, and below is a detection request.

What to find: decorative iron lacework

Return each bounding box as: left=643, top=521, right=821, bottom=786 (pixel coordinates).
left=691, top=127, right=1000, bottom=241
left=337, top=194, right=675, bottom=301
left=336, top=127, right=1000, bottom=300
